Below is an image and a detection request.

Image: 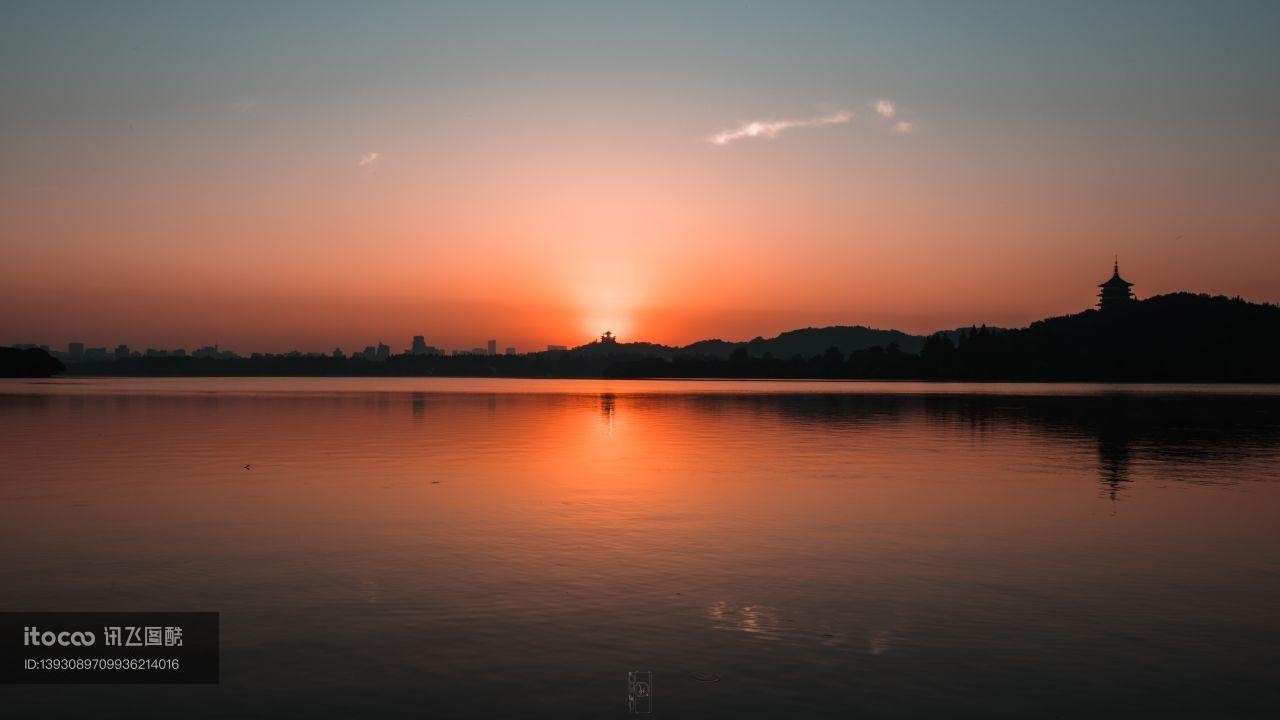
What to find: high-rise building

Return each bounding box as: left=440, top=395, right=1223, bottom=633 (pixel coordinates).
left=487, top=339, right=497, bottom=355
left=114, top=344, right=130, bottom=359
left=412, top=336, right=428, bottom=356
left=67, top=342, right=84, bottom=361
left=362, top=346, right=377, bottom=361
left=376, top=342, right=391, bottom=362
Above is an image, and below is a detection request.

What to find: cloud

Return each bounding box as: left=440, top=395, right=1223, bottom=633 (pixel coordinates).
left=872, top=99, right=915, bottom=133
left=708, top=110, right=853, bottom=146
left=358, top=152, right=380, bottom=167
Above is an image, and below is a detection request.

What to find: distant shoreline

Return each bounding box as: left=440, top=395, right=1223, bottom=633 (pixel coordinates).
left=10, top=292, right=1280, bottom=383
left=46, top=372, right=1280, bottom=384
left=12, top=376, right=1280, bottom=393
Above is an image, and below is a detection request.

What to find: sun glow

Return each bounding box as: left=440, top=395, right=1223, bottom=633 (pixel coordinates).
left=565, top=253, right=651, bottom=345
left=582, top=317, right=634, bottom=345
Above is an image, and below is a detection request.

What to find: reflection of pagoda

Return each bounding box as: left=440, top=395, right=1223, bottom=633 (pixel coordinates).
left=1095, top=397, right=1135, bottom=509
left=600, top=393, right=616, bottom=434
left=1098, top=258, right=1136, bottom=311
left=1097, top=432, right=1132, bottom=506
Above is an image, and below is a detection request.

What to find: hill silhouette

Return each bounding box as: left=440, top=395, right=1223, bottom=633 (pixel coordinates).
left=683, top=326, right=925, bottom=357
left=0, top=347, right=66, bottom=378
left=605, top=293, right=1280, bottom=381
left=936, top=292, right=1280, bottom=381
left=51, top=292, right=1280, bottom=382
left=561, top=326, right=925, bottom=359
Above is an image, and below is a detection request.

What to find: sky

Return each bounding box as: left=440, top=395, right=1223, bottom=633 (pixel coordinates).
left=3, top=1, right=1279, bottom=353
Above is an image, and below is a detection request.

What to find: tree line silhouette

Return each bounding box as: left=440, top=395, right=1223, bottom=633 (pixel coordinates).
left=8, top=292, right=1279, bottom=382
left=608, top=294, right=1280, bottom=381
left=0, top=347, right=66, bottom=378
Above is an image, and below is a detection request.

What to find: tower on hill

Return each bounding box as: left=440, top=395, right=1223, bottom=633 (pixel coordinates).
left=1098, top=259, right=1136, bottom=311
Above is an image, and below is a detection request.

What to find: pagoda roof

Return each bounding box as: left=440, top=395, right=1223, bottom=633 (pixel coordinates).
left=1099, top=261, right=1133, bottom=288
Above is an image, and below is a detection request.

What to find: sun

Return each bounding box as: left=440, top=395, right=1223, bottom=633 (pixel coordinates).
left=571, top=266, right=645, bottom=344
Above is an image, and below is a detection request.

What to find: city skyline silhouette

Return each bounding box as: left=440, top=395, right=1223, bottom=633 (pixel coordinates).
left=11, top=258, right=1277, bottom=365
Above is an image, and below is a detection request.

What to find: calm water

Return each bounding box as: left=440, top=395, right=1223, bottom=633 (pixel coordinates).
left=2, top=378, right=1280, bottom=718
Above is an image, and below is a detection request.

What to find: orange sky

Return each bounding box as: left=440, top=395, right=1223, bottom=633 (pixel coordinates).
left=2, top=4, right=1278, bottom=353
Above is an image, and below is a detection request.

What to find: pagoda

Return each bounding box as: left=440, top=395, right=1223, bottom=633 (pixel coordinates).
left=1097, top=258, right=1135, bottom=311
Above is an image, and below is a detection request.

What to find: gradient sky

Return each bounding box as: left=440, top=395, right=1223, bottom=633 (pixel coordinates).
left=3, top=1, right=1278, bottom=353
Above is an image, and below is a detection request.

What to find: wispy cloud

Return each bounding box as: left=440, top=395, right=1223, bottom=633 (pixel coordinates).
left=873, top=99, right=916, bottom=134
left=708, top=110, right=853, bottom=146
left=357, top=152, right=380, bottom=167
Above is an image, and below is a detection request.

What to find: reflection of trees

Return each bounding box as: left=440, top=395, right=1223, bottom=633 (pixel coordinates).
left=653, top=392, right=1280, bottom=502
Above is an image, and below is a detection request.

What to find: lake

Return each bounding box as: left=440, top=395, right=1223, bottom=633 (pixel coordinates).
left=2, top=378, right=1279, bottom=718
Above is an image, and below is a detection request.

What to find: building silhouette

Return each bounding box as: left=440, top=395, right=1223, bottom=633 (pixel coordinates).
left=487, top=339, right=497, bottom=356
left=376, top=342, right=391, bottom=362
left=1098, top=259, right=1136, bottom=311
